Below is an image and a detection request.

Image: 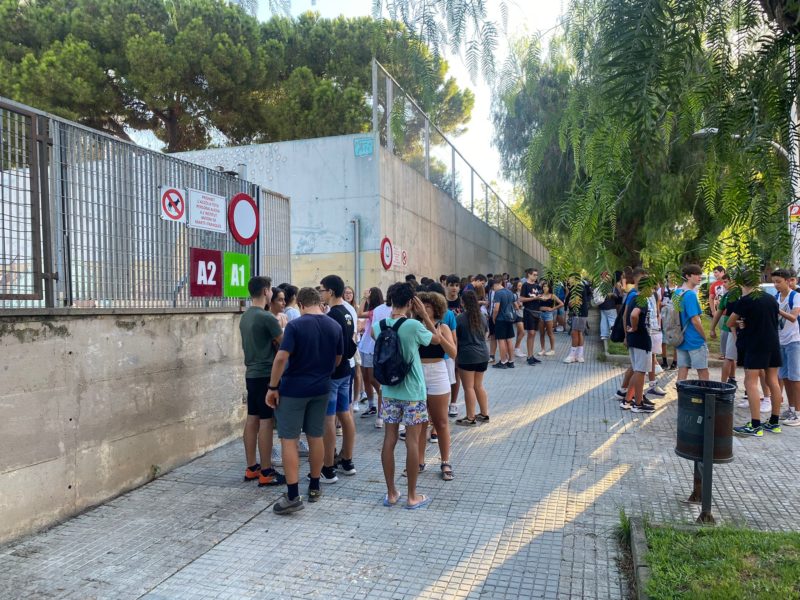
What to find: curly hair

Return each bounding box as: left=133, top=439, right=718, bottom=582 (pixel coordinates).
left=417, top=291, right=447, bottom=320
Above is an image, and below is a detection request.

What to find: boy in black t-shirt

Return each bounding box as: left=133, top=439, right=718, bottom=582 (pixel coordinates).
left=728, top=274, right=783, bottom=437
left=520, top=268, right=543, bottom=365
left=623, top=268, right=655, bottom=413
left=320, top=275, right=358, bottom=480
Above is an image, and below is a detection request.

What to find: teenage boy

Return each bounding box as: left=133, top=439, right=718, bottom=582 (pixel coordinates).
left=623, top=268, right=655, bottom=412
left=728, top=271, right=783, bottom=437
left=708, top=265, right=726, bottom=317
left=564, top=275, right=592, bottom=364
left=674, top=265, right=709, bottom=381
left=491, top=276, right=517, bottom=368
left=520, top=268, right=543, bottom=365
left=375, top=283, right=440, bottom=510
left=239, top=276, right=286, bottom=487
left=319, top=275, right=357, bottom=481
left=267, top=288, right=343, bottom=514
left=710, top=274, right=738, bottom=387
left=772, top=269, right=800, bottom=426
left=445, top=275, right=463, bottom=416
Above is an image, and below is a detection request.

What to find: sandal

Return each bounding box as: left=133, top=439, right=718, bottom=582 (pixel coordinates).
left=455, top=416, right=477, bottom=426
left=440, top=462, right=454, bottom=481
left=475, top=414, right=490, bottom=422
left=401, top=464, right=426, bottom=477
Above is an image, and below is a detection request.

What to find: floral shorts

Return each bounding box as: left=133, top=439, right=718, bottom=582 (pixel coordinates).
left=381, top=398, right=429, bottom=426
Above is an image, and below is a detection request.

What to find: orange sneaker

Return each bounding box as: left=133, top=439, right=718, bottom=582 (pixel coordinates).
left=244, top=464, right=260, bottom=482
left=258, top=468, right=286, bottom=487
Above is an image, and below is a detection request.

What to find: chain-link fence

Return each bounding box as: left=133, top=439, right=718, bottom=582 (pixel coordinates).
left=372, top=60, right=549, bottom=268
left=0, top=98, right=290, bottom=310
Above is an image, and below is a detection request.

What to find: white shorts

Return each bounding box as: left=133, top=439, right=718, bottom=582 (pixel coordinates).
left=422, top=361, right=451, bottom=395
left=650, top=332, right=662, bottom=352
left=445, top=357, right=456, bottom=385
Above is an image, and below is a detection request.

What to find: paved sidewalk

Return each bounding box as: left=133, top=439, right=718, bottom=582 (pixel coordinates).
left=2, top=336, right=799, bottom=599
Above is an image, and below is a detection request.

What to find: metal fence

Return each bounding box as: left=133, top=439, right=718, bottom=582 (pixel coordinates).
left=0, top=98, right=290, bottom=310
left=371, top=60, right=549, bottom=268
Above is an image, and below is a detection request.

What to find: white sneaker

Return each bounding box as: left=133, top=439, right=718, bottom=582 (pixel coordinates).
left=784, top=416, right=800, bottom=427
left=537, top=350, right=546, bottom=356
left=737, top=398, right=750, bottom=408
left=545, top=350, right=555, bottom=356
left=654, top=364, right=664, bottom=375
left=576, top=356, right=585, bottom=363
left=448, top=404, right=458, bottom=417
left=563, top=355, right=577, bottom=364
left=760, top=398, right=772, bottom=413
left=779, top=408, right=796, bottom=421
left=648, top=385, right=667, bottom=397
left=352, top=400, right=361, bottom=412
left=297, top=438, right=309, bottom=457
left=271, top=446, right=283, bottom=467
left=375, top=417, right=383, bottom=429
left=359, top=392, right=368, bottom=401
left=514, top=348, right=526, bottom=358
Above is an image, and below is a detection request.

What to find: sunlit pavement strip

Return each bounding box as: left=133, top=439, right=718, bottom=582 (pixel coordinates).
left=2, top=336, right=799, bottom=599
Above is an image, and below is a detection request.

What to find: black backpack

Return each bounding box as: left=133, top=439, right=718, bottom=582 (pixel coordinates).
left=609, top=292, right=628, bottom=343
left=373, top=317, right=413, bottom=386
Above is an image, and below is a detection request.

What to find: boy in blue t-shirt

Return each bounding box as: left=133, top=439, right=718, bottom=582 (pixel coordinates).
left=674, top=264, right=709, bottom=382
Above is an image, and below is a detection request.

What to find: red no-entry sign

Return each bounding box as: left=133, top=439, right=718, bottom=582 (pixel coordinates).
left=228, top=192, right=259, bottom=246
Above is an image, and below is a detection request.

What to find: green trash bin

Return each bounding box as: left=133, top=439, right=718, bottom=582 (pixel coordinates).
left=675, top=379, right=735, bottom=464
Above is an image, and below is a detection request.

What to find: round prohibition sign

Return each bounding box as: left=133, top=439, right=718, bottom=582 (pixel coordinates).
left=380, top=237, right=393, bottom=270
left=228, top=192, right=259, bottom=246
left=161, top=188, right=185, bottom=220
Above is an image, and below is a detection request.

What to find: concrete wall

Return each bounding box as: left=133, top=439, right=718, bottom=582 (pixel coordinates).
left=377, top=149, right=544, bottom=289
left=178, top=135, right=381, bottom=288
left=0, top=311, right=246, bottom=544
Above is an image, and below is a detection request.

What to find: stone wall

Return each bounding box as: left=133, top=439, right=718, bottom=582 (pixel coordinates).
left=0, top=310, right=246, bottom=544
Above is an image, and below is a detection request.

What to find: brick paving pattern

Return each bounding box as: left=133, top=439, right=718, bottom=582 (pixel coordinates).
left=2, top=334, right=799, bottom=599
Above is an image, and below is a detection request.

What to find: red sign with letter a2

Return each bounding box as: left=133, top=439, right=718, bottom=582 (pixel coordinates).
left=190, top=247, right=223, bottom=297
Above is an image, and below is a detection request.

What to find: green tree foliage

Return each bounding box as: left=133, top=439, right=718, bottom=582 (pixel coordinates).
left=493, top=0, right=797, bottom=277
left=0, top=1, right=473, bottom=152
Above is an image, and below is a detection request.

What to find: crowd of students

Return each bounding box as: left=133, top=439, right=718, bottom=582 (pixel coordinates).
left=237, top=270, right=594, bottom=515
left=611, top=263, right=800, bottom=434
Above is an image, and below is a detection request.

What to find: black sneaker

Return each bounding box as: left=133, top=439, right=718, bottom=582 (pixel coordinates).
left=492, top=362, right=508, bottom=369
left=668, top=361, right=677, bottom=371
left=631, top=403, right=655, bottom=413
left=506, top=361, right=515, bottom=369
left=526, top=356, right=540, bottom=365
left=660, top=358, right=668, bottom=369
left=338, top=458, right=357, bottom=476
left=273, top=493, right=304, bottom=515
left=642, top=397, right=656, bottom=408
left=307, top=488, right=322, bottom=503
left=615, top=389, right=627, bottom=399
left=320, top=466, right=339, bottom=484
left=361, top=406, right=377, bottom=418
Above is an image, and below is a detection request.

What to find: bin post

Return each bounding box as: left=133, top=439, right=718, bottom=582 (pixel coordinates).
left=698, top=392, right=716, bottom=524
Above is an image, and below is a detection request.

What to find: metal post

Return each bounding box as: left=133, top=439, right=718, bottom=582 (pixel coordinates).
left=470, top=171, right=474, bottom=214
left=451, top=146, right=456, bottom=200
left=36, top=115, right=56, bottom=307
left=698, top=393, right=716, bottom=524
left=386, top=76, right=394, bottom=154
left=485, top=186, right=489, bottom=222
left=790, top=47, right=800, bottom=271
left=424, top=120, right=430, bottom=181
left=372, top=58, right=379, bottom=135
left=351, top=218, right=360, bottom=298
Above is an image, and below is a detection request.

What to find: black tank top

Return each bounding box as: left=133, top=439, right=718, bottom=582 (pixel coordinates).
left=418, top=323, right=445, bottom=359
left=539, top=297, right=555, bottom=308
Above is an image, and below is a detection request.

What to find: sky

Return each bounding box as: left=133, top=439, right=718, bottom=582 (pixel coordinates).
left=257, top=0, right=566, bottom=195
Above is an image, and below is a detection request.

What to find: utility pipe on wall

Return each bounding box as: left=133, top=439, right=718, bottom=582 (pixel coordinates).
left=352, top=218, right=361, bottom=298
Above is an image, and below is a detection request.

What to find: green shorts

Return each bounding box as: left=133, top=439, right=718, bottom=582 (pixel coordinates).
left=275, top=394, right=327, bottom=439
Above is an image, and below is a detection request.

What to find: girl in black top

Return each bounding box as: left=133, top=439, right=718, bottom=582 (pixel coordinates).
left=536, top=282, right=564, bottom=356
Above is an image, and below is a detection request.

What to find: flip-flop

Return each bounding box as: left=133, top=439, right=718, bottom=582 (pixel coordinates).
left=405, top=495, right=432, bottom=510
left=383, top=493, right=401, bottom=507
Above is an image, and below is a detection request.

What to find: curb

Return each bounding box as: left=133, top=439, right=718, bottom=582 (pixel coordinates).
left=599, top=345, right=725, bottom=368
left=629, top=517, right=651, bottom=600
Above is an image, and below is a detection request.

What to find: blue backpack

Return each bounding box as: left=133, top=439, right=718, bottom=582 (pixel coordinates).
left=775, top=290, right=798, bottom=329
left=373, top=318, right=413, bottom=386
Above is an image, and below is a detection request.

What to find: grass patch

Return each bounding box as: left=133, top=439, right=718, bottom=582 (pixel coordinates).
left=644, top=524, right=800, bottom=599
left=607, top=316, right=721, bottom=358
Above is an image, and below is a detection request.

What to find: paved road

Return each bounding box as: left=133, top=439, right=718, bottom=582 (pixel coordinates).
left=2, top=336, right=799, bottom=599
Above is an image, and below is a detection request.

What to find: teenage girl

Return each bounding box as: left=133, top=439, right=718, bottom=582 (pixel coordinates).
left=455, top=290, right=490, bottom=426
left=357, top=287, right=384, bottom=416
left=537, top=281, right=564, bottom=355
left=512, top=280, right=526, bottom=357
left=269, top=287, right=288, bottom=330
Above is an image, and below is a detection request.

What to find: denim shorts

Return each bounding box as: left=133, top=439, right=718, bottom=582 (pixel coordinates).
left=361, top=352, right=374, bottom=368
left=541, top=311, right=554, bottom=322
left=677, top=345, right=709, bottom=370
left=779, top=342, right=800, bottom=381
left=327, top=375, right=351, bottom=416
left=381, top=397, right=429, bottom=426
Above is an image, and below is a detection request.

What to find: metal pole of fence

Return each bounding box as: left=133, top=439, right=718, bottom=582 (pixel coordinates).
left=386, top=76, right=393, bottom=154
left=424, top=120, right=430, bottom=181
left=451, top=147, right=456, bottom=200
left=470, top=170, right=474, bottom=214
left=372, top=58, right=379, bottom=135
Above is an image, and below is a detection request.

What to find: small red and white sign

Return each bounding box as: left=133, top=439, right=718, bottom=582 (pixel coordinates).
left=401, top=250, right=408, bottom=266
left=160, top=186, right=186, bottom=223
left=189, top=247, right=223, bottom=297
left=228, top=192, right=259, bottom=246
left=188, top=189, right=226, bottom=233
left=380, top=237, right=393, bottom=270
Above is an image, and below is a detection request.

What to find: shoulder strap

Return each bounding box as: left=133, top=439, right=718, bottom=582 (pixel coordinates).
left=379, top=319, right=389, bottom=332
left=790, top=290, right=797, bottom=310
left=391, top=317, right=407, bottom=332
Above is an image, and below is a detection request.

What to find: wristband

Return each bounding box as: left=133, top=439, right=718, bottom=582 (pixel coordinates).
left=268, top=385, right=279, bottom=391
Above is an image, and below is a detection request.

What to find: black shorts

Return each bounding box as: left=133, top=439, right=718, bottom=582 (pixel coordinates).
left=458, top=361, right=488, bottom=372
left=494, top=320, right=515, bottom=340
left=739, top=346, right=782, bottom=370
left=523, top=311, right=541, bottom=331
left=487, top=317, right=495, bottom=336
left=246, top=377, right=275, bottom=419
left=514, top=314, right=523, bottom=324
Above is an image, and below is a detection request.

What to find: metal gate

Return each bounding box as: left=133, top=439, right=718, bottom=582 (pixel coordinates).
left=0, top=102, right=51, bottom=301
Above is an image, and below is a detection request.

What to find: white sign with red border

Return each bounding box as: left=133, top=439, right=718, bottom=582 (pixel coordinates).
left=159, top=186, right=186, bottom=223
left=187, top=188, right=226, bottom=233
left=228, top=192, right=259, bottom=246
left=380, top=237, right=393, bottom=270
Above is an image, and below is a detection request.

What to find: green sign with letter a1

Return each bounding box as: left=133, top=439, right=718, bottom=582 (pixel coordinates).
left=223, top=252, right=250, bottom=297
